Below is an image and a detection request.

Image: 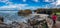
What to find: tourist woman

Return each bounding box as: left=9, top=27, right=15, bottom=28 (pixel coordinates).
left=51, top=13, right=57, bottom=25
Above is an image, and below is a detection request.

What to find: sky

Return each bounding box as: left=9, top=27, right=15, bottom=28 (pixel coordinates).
left=0, top=0, right=60, bottom=10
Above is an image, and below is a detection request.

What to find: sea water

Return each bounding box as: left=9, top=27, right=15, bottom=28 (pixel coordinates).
left=0, top=11, right=22, bottom=24
left=0, top=11, right=30, bottom=24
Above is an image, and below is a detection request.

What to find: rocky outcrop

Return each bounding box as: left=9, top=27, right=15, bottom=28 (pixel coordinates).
left=18, top=9, right=32, bottom=16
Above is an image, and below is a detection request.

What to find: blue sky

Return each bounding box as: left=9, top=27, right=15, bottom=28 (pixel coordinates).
left=0, top=0, right=60, bottom=10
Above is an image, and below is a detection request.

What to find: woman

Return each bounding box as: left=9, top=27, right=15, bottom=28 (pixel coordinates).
left=52, top=13, right=57, bottom=25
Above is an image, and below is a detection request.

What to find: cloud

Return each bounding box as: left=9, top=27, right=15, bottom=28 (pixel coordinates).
left=23, top=0, right=26, bottom=2
left=56, top=0, right=60, bottom=6
left=46, top=0, right=60, bottom=8
left=43, top=0, right=56, bottom=8
left=0, top=0, right=13, bottom=5
left=45, top=0, right=49, bottom=2
left=48, top=1, right=56, bottom=8
left=23, top=6, right=41, bottom=10
left=44, top=0, right=55, bottom=2
left=0, top=0, right=8, bottom=2
left=33, top=0, right=39, bottom=2
left=0, top=3, right=41, bottom=10
left=49, top=0, right=60, bottom=8
left=6, top=1, right=13, bottom=5
left=41, top=4, right=50, bottom=8
left=0, top=4, right=28, bottom=10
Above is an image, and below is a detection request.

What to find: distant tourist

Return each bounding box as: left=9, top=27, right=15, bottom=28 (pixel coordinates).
left=51, top=13, right=57, bottom=25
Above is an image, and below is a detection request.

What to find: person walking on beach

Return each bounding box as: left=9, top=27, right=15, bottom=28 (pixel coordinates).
left=51, top=13, right=57, bottom=25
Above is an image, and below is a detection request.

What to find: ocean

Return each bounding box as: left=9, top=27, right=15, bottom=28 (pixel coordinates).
left=0, top=11, right=29, bottom=24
